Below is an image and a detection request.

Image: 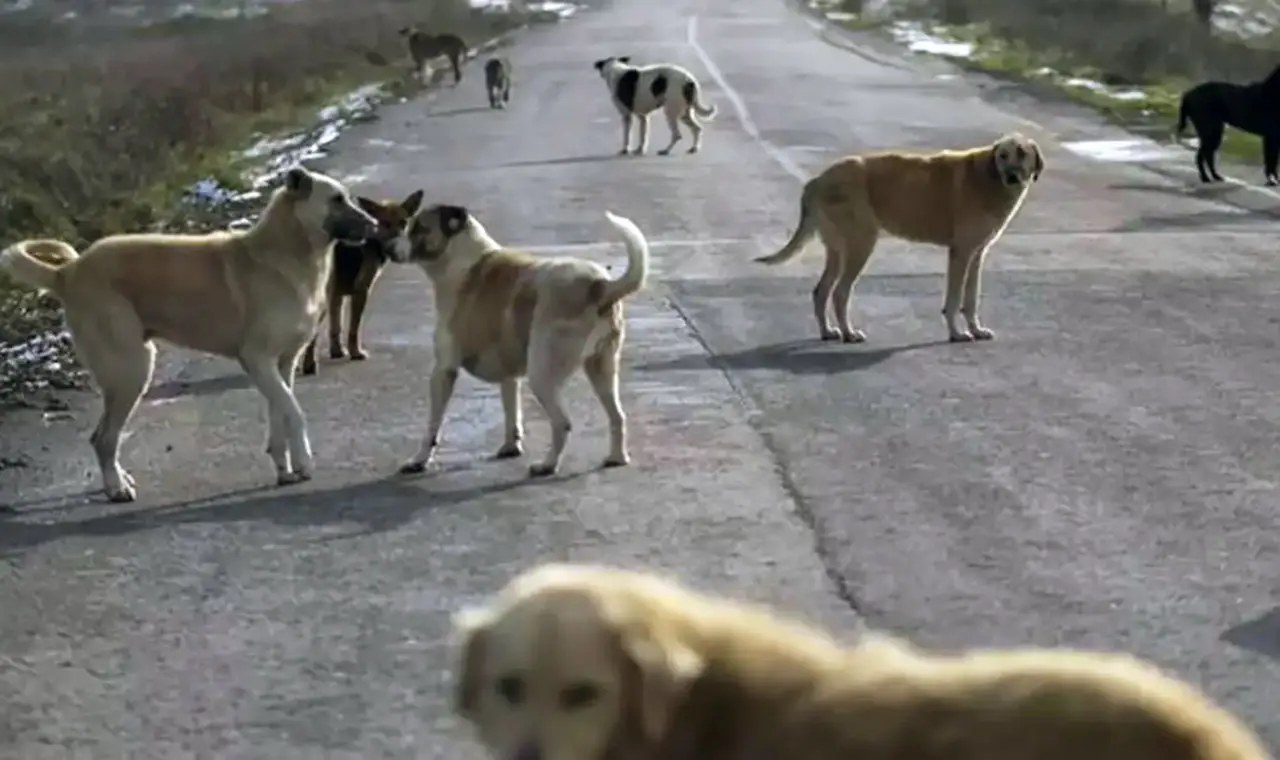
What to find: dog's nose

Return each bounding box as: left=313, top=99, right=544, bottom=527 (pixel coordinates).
left=512, top=743, right=540, bottom=760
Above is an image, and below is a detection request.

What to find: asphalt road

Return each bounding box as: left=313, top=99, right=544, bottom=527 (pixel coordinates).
left=5, top=0, right=1280, bottom=756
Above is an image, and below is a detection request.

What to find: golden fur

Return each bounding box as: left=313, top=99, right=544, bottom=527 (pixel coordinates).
left=301, top=191, right=423, bottom=376
left=0, top=167, right=377, bottom=503
left=388, top=204, right=649, bottom=478
left=399, top=26, right=467, bottom=85
left=757, top=132, right=1045, bottom=343
left=453, top=563, right=1271, bottom=760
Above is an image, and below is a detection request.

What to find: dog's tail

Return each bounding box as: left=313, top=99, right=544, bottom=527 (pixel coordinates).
left=1174, top=95, right=1190, bottom=142
left=755, top=179, right=820, bottom=266
left=683, top=80, right=717, bottom=121
left=597, top=211, right=650, bottom=309
left=0, top=239, right=79, bottom=296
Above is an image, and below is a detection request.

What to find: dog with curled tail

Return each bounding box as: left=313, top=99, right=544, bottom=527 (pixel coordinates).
left=593, top=56, right=717, bottom=156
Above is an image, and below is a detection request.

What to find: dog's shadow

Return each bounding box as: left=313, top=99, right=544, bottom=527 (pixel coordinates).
left=0, top=466, right=589, bottom=556
left=426, top=105, right=493, bottom=118
left=495, top=154, right=629, bottom=169
left=637, top=338, right=950, bottom=376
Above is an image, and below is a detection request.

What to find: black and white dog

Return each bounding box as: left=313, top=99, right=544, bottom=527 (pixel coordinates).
left=593, top=56, right=717, bottom=156
left=484, top=57, right=512, bottom=110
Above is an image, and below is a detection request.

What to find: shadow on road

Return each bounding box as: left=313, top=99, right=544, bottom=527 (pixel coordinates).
left=495, top=154, right=621, bottom=169
left=1222, top=607, right=1280, bottom=661
left=1106, top=180, right=1280, bottom=232
left=636, top=338, right=950, bottom=376
left=145, top=373, right=254, bottom=401
left=0, top=468, right=583, bottom=556
left=426, top=105, right=493, bottom=118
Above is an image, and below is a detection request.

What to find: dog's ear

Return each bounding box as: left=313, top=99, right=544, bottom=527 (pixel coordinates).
left=618, top=55, right=632, bottom=64
left=451, top=605, right=494, bottom=722
left=618, top=623, right=704, bottom=744
left=356, top=196, right=382, bottom=217
left=593, top=57, right=610, bottom=72
left=398, top=26, right=410, bottom=36
left=1031, top=142, right=1045, bottom=181
left=401, top=189, right=425, bottom=215
left=439, top=205, right=470, bottom=236
left=284, top=167, right=313, bottom=198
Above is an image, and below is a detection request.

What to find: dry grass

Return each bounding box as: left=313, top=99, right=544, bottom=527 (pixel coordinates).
left=0, top=0, right=519, bottom=408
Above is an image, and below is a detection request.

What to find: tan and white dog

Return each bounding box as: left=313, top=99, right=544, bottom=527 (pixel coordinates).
left=0, top=167, right=378, bottom=502
left=453, top=563, right=1273, bottom=760
left=388, top=204, right=650, bottom=478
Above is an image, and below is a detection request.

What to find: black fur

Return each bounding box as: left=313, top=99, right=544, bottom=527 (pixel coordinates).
left=484, top=57, right=511, bottom=109
left=682, top=80, right=697, bottom=107
left=439, top=205, right=469, bottom=235
left=649, top=74, right=668, bottom=101
left=615, top=69, right=639, bottom=113
left=1176, top=63, right=1280, bottom=184
left=332, top=239, right=388, bottom=292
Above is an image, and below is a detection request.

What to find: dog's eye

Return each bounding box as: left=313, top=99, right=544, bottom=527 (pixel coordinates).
left=559, top=682, right=600, bottom=710
left=496, top=675, right=525, bottom=705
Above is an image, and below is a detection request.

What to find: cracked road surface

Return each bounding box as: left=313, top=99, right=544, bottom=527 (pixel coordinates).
left=4, top=0, right=1280, bottom=756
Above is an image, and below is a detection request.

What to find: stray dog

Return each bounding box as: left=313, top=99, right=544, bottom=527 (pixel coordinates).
left=0, top=167, right=377, bottom=503
left=388, top=205, right=649, bottom=478
left=593, top=56, right=717, bottom=156
left=484, top=56, right=512, bottom=109
left=301, top=190, right=424, bottom=376
left=757, top=132, right=1044, bottom=344
left=452, top=562, right=1272, bottom=760
left=400, top=26, right=467, bottom=85
left=1175, top=63, right=1280, bottom=184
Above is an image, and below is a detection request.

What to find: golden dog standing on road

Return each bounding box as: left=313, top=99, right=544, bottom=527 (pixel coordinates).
left=388, top=204, right=650, bottom=478
left=757, top=132, right=1044, bottom=343
left=0, top=167, right=377, bottom=503
left=451, top=563, right=1271, bottom=760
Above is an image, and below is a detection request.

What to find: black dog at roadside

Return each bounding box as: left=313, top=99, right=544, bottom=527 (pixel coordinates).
left=1175, top=62, right=1280, bottom=185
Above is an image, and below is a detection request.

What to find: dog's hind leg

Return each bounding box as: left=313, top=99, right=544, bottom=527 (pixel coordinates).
left=812, top=243, right=843, bottom=342
left=682, top=110, right=704, bottom=154
left=494, top=377, right=524, bottom=459
left=1196, top=122, right=1225, bottom=182
left=657, top=102, right=683, bottom=155
left=829, top=228, right=878, bottom=344
left=71, top=309, right=153, bottom=503
left=240, top=353, right=313, bottom=484
left=584, top=339, right=629, bottom=468
left=347, top=291, right=371, bottom=360
left=526, top=329, right=581, bottom=477
left=1263, top=132, right=1280, bottom=185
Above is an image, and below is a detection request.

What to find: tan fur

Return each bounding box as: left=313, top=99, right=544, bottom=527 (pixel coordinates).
left=388, top=204, right=649, bottom=478
left=0, top=167, right=377, bottom=503
left=301, top=190, right=423, bottom=376
left=399, top=26, right=467, bottom=86
left=453, top=563, right=1272, bottom=760
left=757, top=132, right=1045, bottom=343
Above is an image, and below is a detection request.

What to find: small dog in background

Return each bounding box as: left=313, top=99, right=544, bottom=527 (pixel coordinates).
left=301, top=190, right=423, bottom=376
left=1174, top=62, right=1280, bottom=184
left=593, top=55, right=717, bottom=156
left=399, top=26, right=467, bottom=85
left=484, top=57, right=512, bottom=109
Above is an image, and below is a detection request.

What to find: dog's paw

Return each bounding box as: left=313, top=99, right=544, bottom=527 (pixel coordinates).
left=970, top=327, right=995, bottom=341
left=687, top=145, right=700, bottom=154
left=398, top=460, right=430, bottom=475
left=329, top=346, right=348, bottom=360
left=276, top=470, right=310, bottom=486
left=602, top=454, right=629, bottom=468
left=348, top=348, right=369, bottom=361
left=528, top=463, right=558, bottom=478
left=106, top=485, right=137, bottom=503
left=820, top=329, right=842, bottom=342
left=948, top=331, right=975, bottom=343
left=617, top=148, right=631, bottom=156
left=301, top=362, right=318, bottom=376
left=841, top=329, right=868, bottom=344
left=494, top=441, right=524, bottom=459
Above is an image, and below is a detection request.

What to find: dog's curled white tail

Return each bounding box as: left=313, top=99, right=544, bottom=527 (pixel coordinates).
left=598, top=211, right=650, bottom=309
left=0, top=239, right=79, bottom=295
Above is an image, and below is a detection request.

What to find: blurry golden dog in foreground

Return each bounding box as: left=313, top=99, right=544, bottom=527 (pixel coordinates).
left=451, top=563, right=1270, bottom=760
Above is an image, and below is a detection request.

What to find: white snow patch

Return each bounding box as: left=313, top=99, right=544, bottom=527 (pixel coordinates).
left=1059, top=138, right=1185, bottom=163
left=1061, top=76, right=1146, bottom=102
left=1213, top=2, right=1278, bottom=38
left=888, top=20, right=974, bottom=58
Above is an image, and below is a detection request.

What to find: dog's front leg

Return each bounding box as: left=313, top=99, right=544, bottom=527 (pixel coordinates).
left=242, top=353, right=313, bottom=484
left=347, top=291, right=371, bottom=360
left=619, top=112, right=633, bottom=155
left=399, top=364, right=460, bottom=474
left=943, top=244, right=975, bottom=342
left=328, top=295, right=347, bottom=360
left=1264, top=132, right=1280, bottom=185
left=301, top=333, right=320, bottom=376
left=960, top=244, right=995, bottom=341
left=634, top=114, right=650, bottom=155
left=494, top=377, right=524, bottom=459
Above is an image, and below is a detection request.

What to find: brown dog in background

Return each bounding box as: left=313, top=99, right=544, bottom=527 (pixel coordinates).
left=757, top=132, right=1044, bottom=344
left=452, top=563, right=1271, bottom=760
left=399, top=25, right=467, bottom=86
left=301, top=190, right=423, bottom=376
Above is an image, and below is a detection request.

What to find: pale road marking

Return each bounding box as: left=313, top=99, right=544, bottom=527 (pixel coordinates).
left=686, top=15, right=808, bottom=182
